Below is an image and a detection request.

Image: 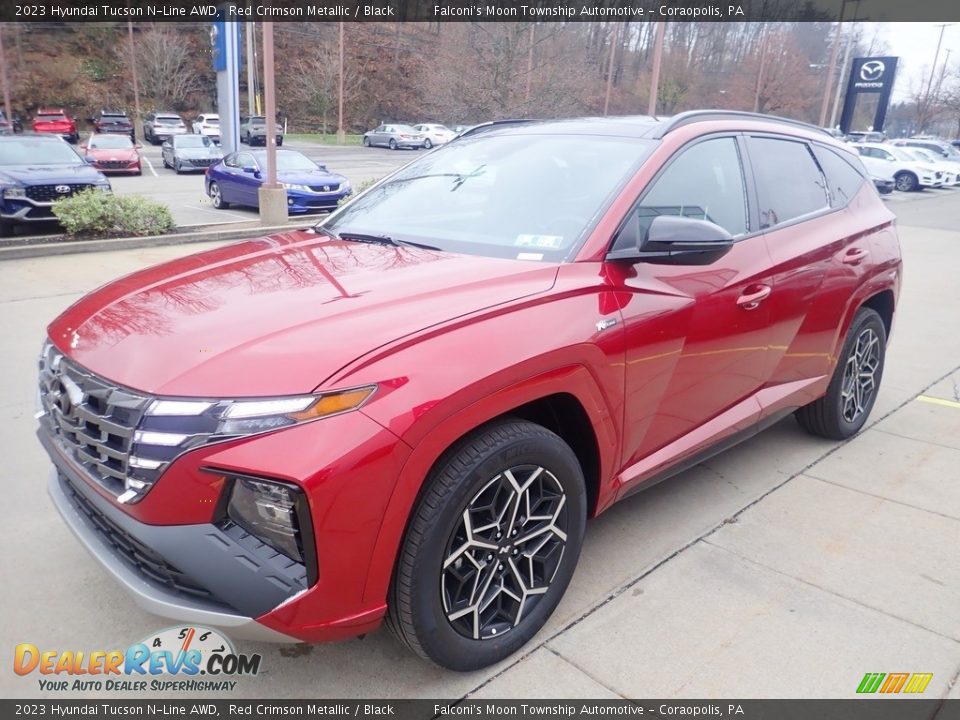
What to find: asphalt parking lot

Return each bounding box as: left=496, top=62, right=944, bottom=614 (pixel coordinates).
left=1, top=188, right=958, bottom=702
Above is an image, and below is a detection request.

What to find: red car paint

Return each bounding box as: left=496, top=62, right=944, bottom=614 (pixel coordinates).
left=32, top=108, right=78, bottom=143
left=40, top=115, right=902, bottom=646
left=81, top=138, right=142, bottom=175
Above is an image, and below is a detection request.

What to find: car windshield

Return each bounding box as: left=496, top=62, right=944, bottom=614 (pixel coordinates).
left=253, top=151, right=318, bottom=171
left=322, top=133, right=654, bottom=262
left=89, top=135, right=133, bottom=149
left=0, top=139, right=83, bottom=166
left=36, top=114, right=66, bottom=122
left=175, top=135, right=213, bottom=148
left=156, top=116, right=182, bottom=125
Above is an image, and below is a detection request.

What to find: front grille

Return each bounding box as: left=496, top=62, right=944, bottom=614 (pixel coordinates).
left=26, top=184, right=95, bottom=203
left=59, top=473, right=230, bottom=607
left=98, top=161, right=131, bottom=170
left=39, top=344, right=152, bottom=498
left=185, top=158, right=215, bottom=167
left=308, top=183, right=340, bottom=193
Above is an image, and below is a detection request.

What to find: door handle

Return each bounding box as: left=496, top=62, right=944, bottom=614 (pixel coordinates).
left=736, top=284, right=772, bottom=310
left=841, top=248, right=869, bottom=265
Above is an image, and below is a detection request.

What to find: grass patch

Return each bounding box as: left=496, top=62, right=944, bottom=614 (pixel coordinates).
left=285, top=133, right=365, bottom=146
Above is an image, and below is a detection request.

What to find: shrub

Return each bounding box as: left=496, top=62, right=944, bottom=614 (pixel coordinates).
left=53, top=191, right=175, bottom=238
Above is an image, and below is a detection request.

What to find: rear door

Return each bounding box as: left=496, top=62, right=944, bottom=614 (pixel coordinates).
left=746, top=136, right=868, bottom=418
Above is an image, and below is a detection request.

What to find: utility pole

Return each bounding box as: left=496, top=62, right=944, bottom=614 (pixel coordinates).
left=525, top=24, right=535, bottom=103
left=603, top=23, right=620, bottom=116
left=924, top=24, right=953, bottom=105
left=753, top=28, right=769, bottom=113
left=337, top=21, right=345, bottom=143
left=819, top=24, right=843, bottom=126
left=127, top=21, right=141, bottom=139
left=258, top=21, right=286, bottom=225
left=830, top=26, right=854, bottom=129
left=245, top=21, right=255, bottom=116
left=0, top=25, right=11, bottom=123
left=648, top=21, right=666, bottom=117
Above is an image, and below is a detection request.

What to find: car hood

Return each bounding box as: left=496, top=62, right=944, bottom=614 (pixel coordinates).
left=87, top=148, right=138, bottom=161
left=277, top=168, right=347, bottom=186
left=176, top=148, right=222, bottom=159
left=0, top=164, right=106, bottom=185
left=48, top=230, right=558, bottom=397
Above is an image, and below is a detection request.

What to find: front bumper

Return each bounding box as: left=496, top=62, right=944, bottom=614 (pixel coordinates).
left=287, top=188, right=351, bottom=213
left=48, top=469, right=296, bottom=642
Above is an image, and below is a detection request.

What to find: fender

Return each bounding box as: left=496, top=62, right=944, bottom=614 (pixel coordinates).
left=359, top=364, right=619, bottom=607
left=830, top=248, right=901, bottom=364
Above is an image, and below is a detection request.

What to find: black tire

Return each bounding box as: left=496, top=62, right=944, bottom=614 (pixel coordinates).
left=174, top=160, right=182, bottom=174
left=161, top=155, right=169, bottom=169
left=894, top=171, right=919, bottom=192
left=796, top=307, right=887, bottom=440
left=276, top=137, right=283, bottom=147
left=424, top=139, right=433, bottom=150
left=363, top=136, right=371, bottom=147
left=208, top=181, right=228, bottom=209
left=389, top=138, right=398, bottom=150
left=387, top=419, right=586, bottom=671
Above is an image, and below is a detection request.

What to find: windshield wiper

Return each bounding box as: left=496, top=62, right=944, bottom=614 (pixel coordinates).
left=336, top=231, right=442, bottom=252
left=382, top=166, right=487, bottom=192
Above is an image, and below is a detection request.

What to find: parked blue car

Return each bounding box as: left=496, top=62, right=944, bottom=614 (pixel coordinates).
left=205, top=149, right=351, bottom=214
left=0, top=135, right=112, bottom=237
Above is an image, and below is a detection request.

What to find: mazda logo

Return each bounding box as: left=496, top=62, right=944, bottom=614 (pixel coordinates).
left=55, top=184, right=71, bottom=194
left=860, top=61, right=886, bottom=82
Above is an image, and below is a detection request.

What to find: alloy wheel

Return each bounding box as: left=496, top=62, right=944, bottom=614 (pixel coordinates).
left=840, top=327, right=880, bottom=423
left=441, top=464, right=568, bottom=641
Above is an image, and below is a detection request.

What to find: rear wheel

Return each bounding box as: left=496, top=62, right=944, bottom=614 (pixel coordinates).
left=796, top=307, right=886, bottom=440
left=276, top=137, right=283, bottom=147
left=387, top=419, right=586, bottom=671
left=424, top=139, right=433, bottom=150
left=389, top=138, right=398, bottom=150
left=209, top=181, right=228, bottom=209
left=895, top=171, right=919, bottom=192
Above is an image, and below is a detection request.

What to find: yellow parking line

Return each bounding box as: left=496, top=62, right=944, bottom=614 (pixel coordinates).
left=917, top=395, right=960, bottom=410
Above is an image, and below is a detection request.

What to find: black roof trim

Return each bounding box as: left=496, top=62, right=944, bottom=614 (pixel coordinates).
left=457, top=119, right=539, bottom=138
left=656, top=110, right=830, bottom=139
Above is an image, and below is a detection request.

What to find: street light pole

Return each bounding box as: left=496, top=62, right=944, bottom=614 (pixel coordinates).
left=648, top=21, right=666, bottom=117
left=337, top=21, right=345, bottom=143
left=603, top=23, right=619, bottom=116
left=924, top=24, right=952, bottom=104
left=127, top=21, right=142, bottom=140
left=0, top=25, right=12, bottom=123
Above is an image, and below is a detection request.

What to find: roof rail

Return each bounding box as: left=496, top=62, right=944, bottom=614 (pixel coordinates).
left=457, top=119, right=539, bottom=138
left=656, top=110, right=831, bottom=138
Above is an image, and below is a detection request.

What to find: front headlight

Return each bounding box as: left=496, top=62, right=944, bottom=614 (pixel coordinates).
left=94, top=182, right=112, bottom=193
left=340, top=180, right=352, bottom=192
left=2, top=186, right=25, bottom=199
left=282, top=183, right=311, bottom=192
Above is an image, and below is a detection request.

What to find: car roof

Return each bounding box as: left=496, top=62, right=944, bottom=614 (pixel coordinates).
left=458, top=111, right=832, bottom=142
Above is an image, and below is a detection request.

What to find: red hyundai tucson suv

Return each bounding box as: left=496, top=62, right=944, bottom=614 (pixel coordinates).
left=37, top=111, right=902, bottom=671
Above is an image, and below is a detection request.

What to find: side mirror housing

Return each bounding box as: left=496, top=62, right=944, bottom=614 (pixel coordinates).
left=607, top=214, right=736, bottom=266
left=242, top=166, right=259, bottom=176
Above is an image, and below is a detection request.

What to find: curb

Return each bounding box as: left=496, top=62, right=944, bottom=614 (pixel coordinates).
left=0, top=219, right=311, bottom=261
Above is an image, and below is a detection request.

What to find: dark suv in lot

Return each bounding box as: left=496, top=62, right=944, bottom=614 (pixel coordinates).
left=1, top=135, right=111, bottom=236
left=38, top=111, right=901, bottom=670
left=92, top=110, right=136, bottom=142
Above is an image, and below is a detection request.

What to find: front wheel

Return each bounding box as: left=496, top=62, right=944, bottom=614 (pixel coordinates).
left=796, top=307, right=887, bottom=440
left=362, top=136, right=371, bottom=147
left=895, top=172, right=919, bottom=192
left=208, top=181, right=228, bottom=209
left=387, top=419, right=586, bottom=671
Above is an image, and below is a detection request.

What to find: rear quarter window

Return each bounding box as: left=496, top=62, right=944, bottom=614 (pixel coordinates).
left=748, top=137, right=829, bottom=229
left=812, top=145, right=868, bottom=207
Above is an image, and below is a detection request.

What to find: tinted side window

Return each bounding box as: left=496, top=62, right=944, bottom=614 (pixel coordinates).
left=623, top=137, right=748, bottom=248
left=749, top=137, right=828, bottom=229
left=812, top=145, right=867, bottom=207
left=224, top=153, right=239, bottom=168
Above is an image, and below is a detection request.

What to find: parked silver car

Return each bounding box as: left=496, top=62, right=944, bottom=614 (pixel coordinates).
left=239, top=116, right=284, bottom=146
left=362, top=124, right=426, bottom=150
left=412, top=123, right=456, bottom=149
left=143, top=112, right=188, bottom=145
left=161, top=134, right=223, bottom=174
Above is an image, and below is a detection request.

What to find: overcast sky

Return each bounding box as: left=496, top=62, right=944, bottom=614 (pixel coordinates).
left=861, top=22, right=958, bottom=101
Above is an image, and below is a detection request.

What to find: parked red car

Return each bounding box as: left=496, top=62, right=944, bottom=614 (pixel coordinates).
left=31, top=108, right=79, bottom=144
left=81, top=134, right=142, bottom=175
left=38, top=112, right=901, bottom=670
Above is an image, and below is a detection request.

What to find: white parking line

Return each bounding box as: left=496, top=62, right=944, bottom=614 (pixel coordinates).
left=142, top=154, right=158, bottom=177
left=183, top=204, right=252, bottom=220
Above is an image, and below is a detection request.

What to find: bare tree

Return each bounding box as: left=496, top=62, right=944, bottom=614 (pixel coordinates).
left=120, top=25, right=203, bottom=111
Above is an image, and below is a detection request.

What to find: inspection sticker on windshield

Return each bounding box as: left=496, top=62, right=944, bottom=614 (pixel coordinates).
left=515, top=234, right=564, bottom=249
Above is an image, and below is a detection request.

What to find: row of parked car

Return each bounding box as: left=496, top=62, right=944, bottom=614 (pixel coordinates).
left=849, top=136, right=960, bottom=194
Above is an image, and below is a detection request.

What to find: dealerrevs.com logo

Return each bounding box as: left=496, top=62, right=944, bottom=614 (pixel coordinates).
left=14, top=626, right=261, bottom=692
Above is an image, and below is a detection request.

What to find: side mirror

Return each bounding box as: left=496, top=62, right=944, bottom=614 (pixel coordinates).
left=83, top=157, right=95, bottom=165
left=607, top=214, right=735, bottom=266
left=242, top=166, right=259, bottom=176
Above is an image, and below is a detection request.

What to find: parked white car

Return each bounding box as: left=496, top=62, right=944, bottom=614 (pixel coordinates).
left=856, top=154, right=897, bottom=195
left=192, top=114, right=221, bottom=144
left=412, top=123, right=456, bottom=149
left=906, top=147, right=960, bottom=186
left=852, top=143, right=943, bottom=192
